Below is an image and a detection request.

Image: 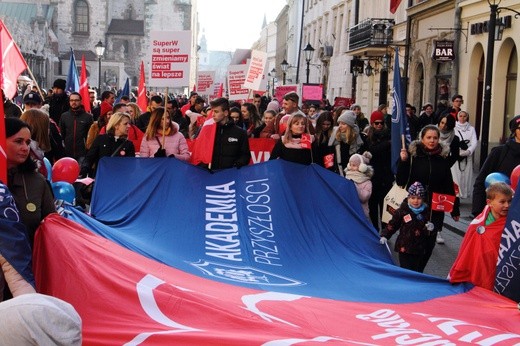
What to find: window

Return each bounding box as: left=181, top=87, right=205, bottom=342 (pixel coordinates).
left=503, top=48, right=517, bottom=140
left=75, top=0, right=89, bottom=34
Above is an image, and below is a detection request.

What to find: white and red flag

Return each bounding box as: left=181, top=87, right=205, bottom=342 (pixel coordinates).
left=0, top=20, right=28, bottom=99
left=79, top=55, right=91, bottom=113
left=137, top=61, right=147, bottom=113
left=431, top=192, right=456, bottom=213
left=0, top=20, right=28, bottom=182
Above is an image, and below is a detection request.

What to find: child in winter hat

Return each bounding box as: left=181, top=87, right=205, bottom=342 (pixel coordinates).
left=379, top=181, right=434, bottom=272
left=345, top=152, right=373, bottom=220
left=407, top=181, right=426, bottom=198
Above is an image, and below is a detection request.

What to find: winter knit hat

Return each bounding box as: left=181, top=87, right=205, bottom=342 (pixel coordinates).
left=100, top=101, right=113, bottom=117
left=52, top=78, right=66, bottom=90
left=337, top=110, right=356, bottom=127
left=408, top=181, right=426, bottom=198
left=370, top=110, right=384, bottom=124
left=266, top=100, right=280, bottom=112
left=347, top=154, right=367, bottom=172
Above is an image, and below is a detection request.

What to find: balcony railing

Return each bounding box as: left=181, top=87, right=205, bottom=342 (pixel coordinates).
left=348, top=18, right=394, bottom=51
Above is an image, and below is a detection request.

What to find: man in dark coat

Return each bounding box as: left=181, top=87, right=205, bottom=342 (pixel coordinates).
left=46, top=79, right=70, bottom=124
left=58, top=92, right=93, bottom=163
left=208, top=98, right=250, bottom=170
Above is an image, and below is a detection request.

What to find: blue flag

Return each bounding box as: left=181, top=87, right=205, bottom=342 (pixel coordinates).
left=495, top=190, right=520, bottom=302
left=66, top=47, right=80, bottom=93
left=116, top=77, right=130, bottom=103
left=390, top=47, right=409, bottom=175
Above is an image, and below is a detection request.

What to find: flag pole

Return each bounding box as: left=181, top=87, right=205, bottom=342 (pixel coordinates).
left=162, top=87, right=168, bottom=148
left=25, top=66, right=46, bottom=102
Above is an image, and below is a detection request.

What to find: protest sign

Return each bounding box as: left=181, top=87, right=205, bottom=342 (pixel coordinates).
left=149, top=31, right=191, bottom=87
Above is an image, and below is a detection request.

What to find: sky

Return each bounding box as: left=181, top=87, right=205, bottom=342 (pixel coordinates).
left=197, top=0, right=287, bottom=52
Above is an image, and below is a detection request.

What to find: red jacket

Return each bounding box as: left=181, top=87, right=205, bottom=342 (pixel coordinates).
left=449, top=206, right=506, bottom=290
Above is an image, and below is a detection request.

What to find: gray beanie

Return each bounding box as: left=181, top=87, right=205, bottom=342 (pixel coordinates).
left=337, top=110, right=357, bottom=127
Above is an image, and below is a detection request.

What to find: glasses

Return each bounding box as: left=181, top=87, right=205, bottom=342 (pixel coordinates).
left=453, top=99, right=463, bottom=103
left=373, top=121, right=384, bottom=125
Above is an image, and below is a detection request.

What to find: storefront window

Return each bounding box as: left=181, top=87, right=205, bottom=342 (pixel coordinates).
left=504, top=48, right=517, bottom=140
left=435, top=61, right=452, bottom=112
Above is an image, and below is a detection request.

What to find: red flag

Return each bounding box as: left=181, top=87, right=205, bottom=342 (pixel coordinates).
left=79, top=55, right=91, bottom=113
left=137, top=61, right=147, bottom=113
left=431, top=192, right=456, bottom=213
left=0, top=20, right=28, bottom=99
left=190, top=120, right=216, bottom=166
left=217, top=83, right=223, bottom=98
left=390, top=0, right=402, bottom=13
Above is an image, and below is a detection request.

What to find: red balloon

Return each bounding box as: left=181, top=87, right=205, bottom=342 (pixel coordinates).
left=511, top=165, right=520, bottom=191
left=52, top=157, right=80, bottom=184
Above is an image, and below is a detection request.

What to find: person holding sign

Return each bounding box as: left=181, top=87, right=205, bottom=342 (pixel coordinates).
left=396, top=125, right=459, bottom=272
left=449, top=182, right=512, bottom=290
left=140, top=107, right=190, bottom=161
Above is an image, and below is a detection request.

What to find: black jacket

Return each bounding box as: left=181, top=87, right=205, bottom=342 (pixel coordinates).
left=135, top=112, right=152, bottom=132
left=270, top=138, right=316, bottom=165
left=381, top=200, right=431, bottom=255
left=81, top=134, right=135, bottom=177
left=367, top=128, right=393, bottom=191
left=210, top=120, right=251, bottom=170
left=59, top=108, right=93, bottom=160
left=472, top=139, right=520, bottom=215
left=46, top=93, right=69, bottom=124
left=396, top=140, right=460, bottom=230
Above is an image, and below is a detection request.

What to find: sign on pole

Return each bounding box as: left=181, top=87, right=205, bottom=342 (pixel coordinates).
left=243, top=50, right=267, bottom=91
left=196, top=71, right=215, bottom=95
left=275, top=85, right=298, bottom=104
left=149, top=31, right=191, bottom=87
left=227, top=64, right=249, bottom=101
left=432, top=40, right=455, bottom=62
left=302, top=84, right=323, bottom=103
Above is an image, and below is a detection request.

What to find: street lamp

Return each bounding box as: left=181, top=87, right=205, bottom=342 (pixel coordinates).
left=95, top=40, right=105, bottom=92
left=281, top=59, right=289, bottom=85
left=303, top=43, right=315, bottom=84
left=270, top=68, right=276, bottom=96
left=365, top=62, right=373, bottom=77
left=480, top=0, right=520, bottom=167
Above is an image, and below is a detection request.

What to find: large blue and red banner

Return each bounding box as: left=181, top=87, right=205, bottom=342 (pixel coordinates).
left=34, top=158, right=520, bottom=344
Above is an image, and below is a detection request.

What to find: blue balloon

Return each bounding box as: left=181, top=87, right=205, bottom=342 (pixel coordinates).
left=51, top=181, right=76, bottom=204
left=485, top=172, right=511, bottom=188
left=43, top=157, right=52, bottom=182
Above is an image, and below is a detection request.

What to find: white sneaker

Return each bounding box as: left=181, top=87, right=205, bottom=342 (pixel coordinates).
left=436, top=233, right=445, bottom=244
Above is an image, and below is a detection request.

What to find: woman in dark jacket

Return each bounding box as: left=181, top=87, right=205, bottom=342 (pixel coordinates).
left=5, top=117, right=55, bottom=247
left=367, top=111, right=393, bottom=231
left=80, top=112, right=135, bottom=178
left=396, top=125, right=460, bottom=272
left=270, top=113, right=316, bottom=165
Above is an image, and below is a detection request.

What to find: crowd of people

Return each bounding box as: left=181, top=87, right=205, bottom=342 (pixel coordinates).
left=1, top=79, right=520, bottom=332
